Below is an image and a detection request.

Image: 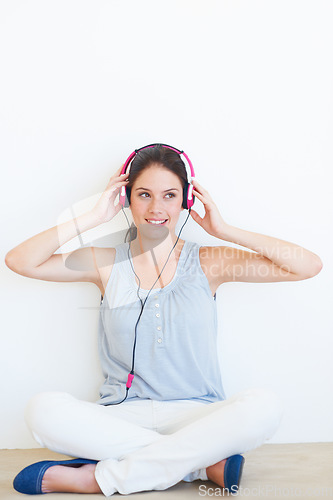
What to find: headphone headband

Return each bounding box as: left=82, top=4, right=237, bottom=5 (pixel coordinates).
left=121, top=143, right=195, bottom=180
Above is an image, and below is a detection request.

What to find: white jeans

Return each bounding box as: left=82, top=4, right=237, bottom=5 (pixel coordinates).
left=25, top=388, right=283, bottom=496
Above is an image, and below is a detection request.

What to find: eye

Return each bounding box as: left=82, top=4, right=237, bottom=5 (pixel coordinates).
left=138, top=192, right=176, bottom=199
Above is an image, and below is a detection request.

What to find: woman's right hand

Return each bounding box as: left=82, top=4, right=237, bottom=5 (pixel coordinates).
left=91, top=165, right=129, bottom=224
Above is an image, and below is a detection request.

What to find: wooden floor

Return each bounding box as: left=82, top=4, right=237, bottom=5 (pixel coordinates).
left=1, top=443, right=332, bottom=499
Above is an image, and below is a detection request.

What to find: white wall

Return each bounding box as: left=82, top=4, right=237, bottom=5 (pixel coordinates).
left=0, top=0, right=332, bottom=448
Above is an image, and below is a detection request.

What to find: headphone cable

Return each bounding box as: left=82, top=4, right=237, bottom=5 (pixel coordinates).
left=106, top=207, right=191, bottom=405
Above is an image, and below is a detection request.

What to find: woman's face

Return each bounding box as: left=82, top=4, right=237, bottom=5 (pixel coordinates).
left=129, top=164, right=184, bottom=237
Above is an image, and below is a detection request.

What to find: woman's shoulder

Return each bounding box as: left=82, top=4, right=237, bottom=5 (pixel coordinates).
left=198, top=244, right=229, bottom=259
left=92, top=246, right=116, bottom=266
left=92, top=241, right=130, bottom=263
left=181, top=240, right=229, bottom=262
left=183, top=241, right=223, bottom=262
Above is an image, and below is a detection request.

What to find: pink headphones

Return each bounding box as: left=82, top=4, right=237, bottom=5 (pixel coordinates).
left=119, top=143, right=196, bottom=210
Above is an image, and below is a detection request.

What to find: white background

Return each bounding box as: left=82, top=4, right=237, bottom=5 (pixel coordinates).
left=0, top=0, right=332, bottom=448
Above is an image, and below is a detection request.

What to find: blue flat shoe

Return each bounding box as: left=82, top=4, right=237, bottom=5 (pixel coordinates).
left=224, top=454, right=245, bottom=492
left=13, top=458, right=98, bottom=495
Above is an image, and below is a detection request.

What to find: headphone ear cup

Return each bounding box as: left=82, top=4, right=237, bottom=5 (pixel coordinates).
left=182, top=183, right=195, bottom=209
left=182, top=184, right=189, bottom=209
left=124, top=187, right=131, bottom=208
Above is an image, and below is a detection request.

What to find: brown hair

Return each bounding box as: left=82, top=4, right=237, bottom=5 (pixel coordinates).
left=125, top=144, right=187, bottom=205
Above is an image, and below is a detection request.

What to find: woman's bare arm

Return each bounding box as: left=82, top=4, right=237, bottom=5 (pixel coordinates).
left=4, top=212, right=104, bottom=284
left=4, top=165, right=129, bottom=286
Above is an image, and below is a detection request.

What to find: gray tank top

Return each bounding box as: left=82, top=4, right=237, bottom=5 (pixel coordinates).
left=96, top=240, right=226, bottom=405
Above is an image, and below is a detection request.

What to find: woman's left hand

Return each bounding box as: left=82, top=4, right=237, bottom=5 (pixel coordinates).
left=190, top=179, right=229, bottom=239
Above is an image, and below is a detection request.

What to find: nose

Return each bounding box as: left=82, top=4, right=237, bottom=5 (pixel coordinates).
left=148, top=197, right=164, bottom=214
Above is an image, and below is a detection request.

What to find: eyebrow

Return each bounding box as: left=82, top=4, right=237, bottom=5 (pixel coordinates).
left=135, top=187, right=180, bottom=192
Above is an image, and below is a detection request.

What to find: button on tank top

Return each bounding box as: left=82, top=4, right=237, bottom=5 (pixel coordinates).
left=96, top=240, right=226, bottom=405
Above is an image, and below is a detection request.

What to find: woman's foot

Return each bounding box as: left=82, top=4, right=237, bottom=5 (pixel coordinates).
left=42, top=464, right=102, bottom=494
left=206, top=458, right=227, bottom=488
left=206, top=455, right=245, bottom=491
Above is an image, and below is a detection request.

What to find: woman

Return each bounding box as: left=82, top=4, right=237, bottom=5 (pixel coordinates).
left=6, top=144, right=322, bottom=496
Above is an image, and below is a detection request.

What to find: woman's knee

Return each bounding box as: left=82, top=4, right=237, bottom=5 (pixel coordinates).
left=240, top=387, right=284, bottom=429
left=24, top=391, right=73, bottom=432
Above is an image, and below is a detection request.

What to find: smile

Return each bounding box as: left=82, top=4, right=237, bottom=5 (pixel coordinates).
left=145, top=219, right=168, bottom=225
